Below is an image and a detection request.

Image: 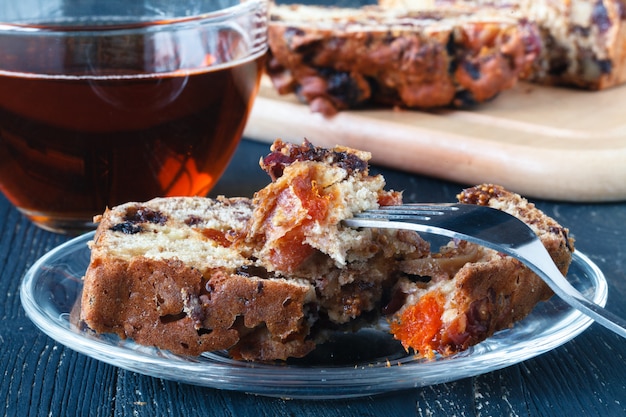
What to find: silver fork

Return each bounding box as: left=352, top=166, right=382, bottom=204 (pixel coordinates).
left=343, top=203, right=626, bottom=339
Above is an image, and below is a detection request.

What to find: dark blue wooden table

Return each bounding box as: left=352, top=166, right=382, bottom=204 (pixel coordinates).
left=2, top=138, right=626, bottom=416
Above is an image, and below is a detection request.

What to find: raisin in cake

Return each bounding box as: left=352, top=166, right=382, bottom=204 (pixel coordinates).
left=266, top=4, right=538, bottom=115
left=385, top=0, right=626, bottom=90
left=80, top=140, right=574, bottom=361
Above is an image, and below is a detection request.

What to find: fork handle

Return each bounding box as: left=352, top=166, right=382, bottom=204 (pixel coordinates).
left=519, top=240, right=626, bottom=339
left=566, top=293, right=626, bottom=339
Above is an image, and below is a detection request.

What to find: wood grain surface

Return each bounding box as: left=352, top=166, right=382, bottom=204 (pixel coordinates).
left=245, top=77, right=626, bottom=202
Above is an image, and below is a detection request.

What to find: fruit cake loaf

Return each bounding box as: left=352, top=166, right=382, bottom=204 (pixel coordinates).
left=384, top=0, right=626, bottom=90
left=266, top=4, right=539, bottom=115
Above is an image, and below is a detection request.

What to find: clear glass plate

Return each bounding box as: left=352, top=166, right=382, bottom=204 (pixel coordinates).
left=20, top=231, right=608, bottom=399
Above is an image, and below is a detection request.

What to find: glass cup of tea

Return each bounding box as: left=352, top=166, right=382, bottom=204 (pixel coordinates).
left=0, top=0, right=268, bottom=234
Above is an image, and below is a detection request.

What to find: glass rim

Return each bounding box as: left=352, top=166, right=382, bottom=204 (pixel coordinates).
left=0, top=0, right=266, bottom=33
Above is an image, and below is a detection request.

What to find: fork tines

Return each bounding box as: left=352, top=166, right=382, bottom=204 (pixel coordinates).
left=354, top=203, right=460, bottom=221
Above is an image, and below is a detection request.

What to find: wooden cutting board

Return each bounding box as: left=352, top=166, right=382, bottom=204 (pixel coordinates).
left=244, top=77, right=626, bottom=202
